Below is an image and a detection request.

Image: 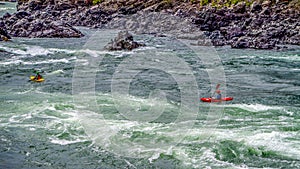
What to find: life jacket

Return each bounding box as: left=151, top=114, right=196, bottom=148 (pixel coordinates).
left=36, top=74, right=42, bottom=80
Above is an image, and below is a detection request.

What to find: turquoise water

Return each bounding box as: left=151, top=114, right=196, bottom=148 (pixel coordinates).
left=1, top=3, right=300, bottom=169
left=0, top=1, right=16, bottom=16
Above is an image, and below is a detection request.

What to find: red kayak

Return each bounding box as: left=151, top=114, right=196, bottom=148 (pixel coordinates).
left=200, top=97, right=233, bottom=102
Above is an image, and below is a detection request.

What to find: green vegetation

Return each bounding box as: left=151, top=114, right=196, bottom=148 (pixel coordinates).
left=289, top=0, right=300, bottom=9
left=199, top=0, right=210, bottom=6
left=206, top=0, right=300, bottom=8
left=232, top=0, right=252, bottom=5
left=163, top=0, right=173, bottom=3
left=163, top=0, right=174, bottom=5
left=199, top=0, right=255, bottom=8
left=92, top=0, right=104, bottom=5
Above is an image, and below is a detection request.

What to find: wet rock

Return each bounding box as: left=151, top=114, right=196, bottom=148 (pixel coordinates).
left=253, top=37, right=275, bottom=49
left=0, top=27, right=11, bottom=41
left=233, top=2, right=246, bottom=14
left=15, top=10, right=31, bottom=18
left=251, top=1, right=263, bottom=12
left=1, top=0, right=84, bottom=38
left=28, top=0, right=42, bottom=10
left=4, top=12, right=83, bottom=38
left=208, top=30, right=227, bottom=46
left=54, top=2, right=74, bottom=11
left=262, top=0, right=272, bottom=8
left=1, top=0, right=300, bottom=49
left=105, top=31, right=145, bottom=51
left=231, top=36, right=250, bottom=48
left=225, top=27, right=245, bottom=40
left=260, top=7, right=271, bottom=15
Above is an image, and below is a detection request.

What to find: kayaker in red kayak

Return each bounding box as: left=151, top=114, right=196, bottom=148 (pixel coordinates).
left=213, top=84, right=221, bottom=100
left=215, top=89, right=222, bottom=100
left=200, top=84, right=233, bottom=102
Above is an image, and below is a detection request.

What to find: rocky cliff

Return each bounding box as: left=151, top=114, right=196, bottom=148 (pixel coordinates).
left=0, top=0, right=299, bottom=49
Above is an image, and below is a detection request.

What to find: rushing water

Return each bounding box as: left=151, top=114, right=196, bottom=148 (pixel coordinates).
left=0, top=1, right=15, bottom=17
left=1, top=2, right=300, bottom=169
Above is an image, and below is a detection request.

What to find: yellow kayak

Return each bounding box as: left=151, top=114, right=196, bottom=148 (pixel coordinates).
left=30, top=76, right=45, bottom=82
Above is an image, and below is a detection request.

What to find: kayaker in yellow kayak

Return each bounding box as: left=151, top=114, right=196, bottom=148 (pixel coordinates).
left=34, top=71, right=43, bottom=80
left=30, top=70, right=44, bottom=82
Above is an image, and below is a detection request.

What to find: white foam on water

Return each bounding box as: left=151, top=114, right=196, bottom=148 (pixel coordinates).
left=4, top=86, right=298, bottom=167
left=0, top=89, right=91, bottom=147
left=226, top=103, right=283, bottom=112
left=291, top=68, right=300, bottom=71
left=272, top=54, right=300, bottom=62
left=212, top=127, right=300, bottom=160
left=1, top=45, right=54, bottom=56
left=172, top=143, right=238, bottom=168
left=28, top=127, right=36, bottom=131
left=0, top=7, right=15, bottom=11
left=284, top=110, right=294, bottom=116
left=166, top=124, right=300, bottom=168
left=46, top=69, right=64, bottom=75
left=50, top=138, right=89, bottom=145
left=79, top=114, right=178, bottom=158
left=8, top=113, right=33, bottom=123
left=236, top=55, right=257, bottom=59
left=49, top=48, right=76, bottom=54
left=114, top=51, right=134, bottom=58
left=28, top=58, right=73, bottom=65
left=245, top=131, right=300, bottom=158
left=235, top=54, right=300, bottom=62
left=135, top=46, right=156, bottom=51
left=0, top=57, right=76, bottom=65
left=0, top=44, right=78, bottom=58
left=79, top=49, right=116, bottom=57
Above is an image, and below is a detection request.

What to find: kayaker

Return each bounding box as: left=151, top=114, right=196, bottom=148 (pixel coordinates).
left=35, top=72, right=43, bottom=80
left=215, top=90, right=222, bottom=100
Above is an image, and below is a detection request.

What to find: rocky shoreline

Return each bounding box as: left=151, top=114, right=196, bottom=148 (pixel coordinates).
left=0, top=0, right=299, bottom=49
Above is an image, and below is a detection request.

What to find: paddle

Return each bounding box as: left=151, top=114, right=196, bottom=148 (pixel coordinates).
left=215, top=83, right=220, bottom=91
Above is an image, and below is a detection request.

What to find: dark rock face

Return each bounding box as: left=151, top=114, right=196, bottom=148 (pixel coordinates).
left=1, top=10, right=83, bottom=38
left=233, top=2, right=246, bottom=13
left=0, top=0, right=84, bottom=38
left=63, top=6, right=112, bottom=28
left=0, top=21, right=11, bottom=41
left=231, top=36, right=250, bottom=48
left=250, top=1, right=263, bottom=12
left=0, top=28, right=10, bottom=41
left=190, top=3, right=300, bottom=49
left=105, top=31, right=145, bottom=51
left=1, top=0, right=300, bottom=49
left=1, top=0, right=115, bottom=38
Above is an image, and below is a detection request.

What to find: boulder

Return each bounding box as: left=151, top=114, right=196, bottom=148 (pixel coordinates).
left=231, top=36, right=250, bottom=48
left=0, top=23, right=11, bottom=41
left=233, top=2, right=246, bottom=14
left=225, top=27, right=245, bottom=39
left=0, top=27, right=11, bottom=41
left=251, top=1, right=263, bottom=13
left=105, top=31, right=145, bottom=51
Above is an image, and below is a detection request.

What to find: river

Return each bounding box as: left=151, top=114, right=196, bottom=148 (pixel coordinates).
left=1, top=2, right=300, bottom=169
